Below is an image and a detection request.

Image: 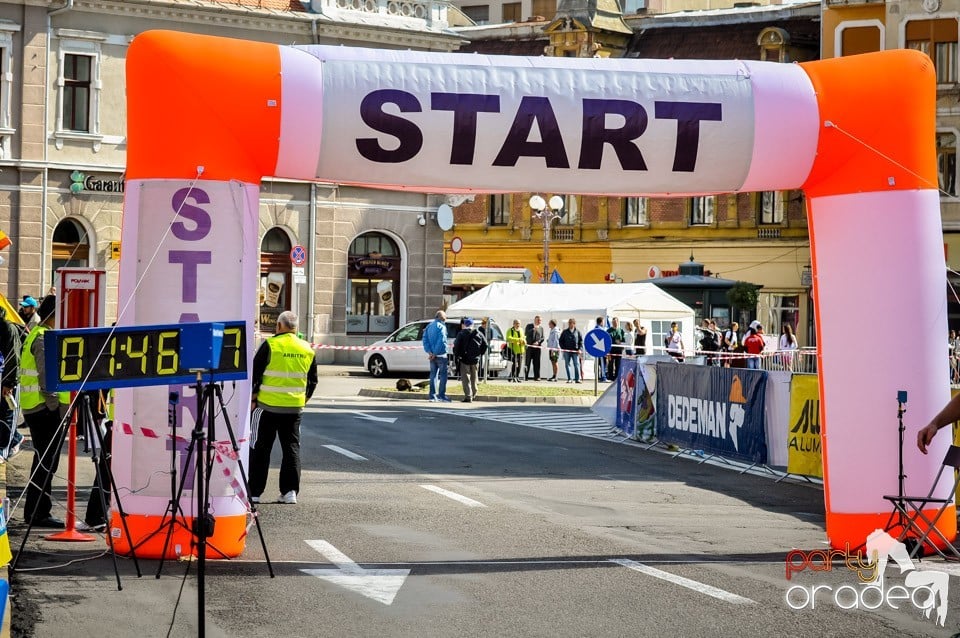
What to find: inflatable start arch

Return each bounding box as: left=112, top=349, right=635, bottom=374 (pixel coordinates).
left=113, top=31, right=949, bottom=556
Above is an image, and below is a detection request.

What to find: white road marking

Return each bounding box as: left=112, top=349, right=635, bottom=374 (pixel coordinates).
left=322, top=444, right=368, bottom=461
left=302, top=540, right=410, bottom=605
left=350, top=410, right=398, bottom=423
left=428, top=408, right=617, bottom=441
left=420, top=484, right=486, bottom=508
left=611, top=559, right=754, bottom=605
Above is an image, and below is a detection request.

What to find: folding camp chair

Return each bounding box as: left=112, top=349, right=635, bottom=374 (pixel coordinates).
left=882, top=444, right=960, bottom=560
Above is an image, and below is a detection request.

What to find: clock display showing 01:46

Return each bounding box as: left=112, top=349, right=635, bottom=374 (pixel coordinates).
left=57, top=325, right=245, bottom=385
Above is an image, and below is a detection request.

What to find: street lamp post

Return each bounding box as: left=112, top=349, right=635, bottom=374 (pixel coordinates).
left=529, top=194, right=564, bottom=283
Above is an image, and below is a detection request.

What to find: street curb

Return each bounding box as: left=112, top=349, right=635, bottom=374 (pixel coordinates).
left=358, top=388, right=597, bottom=405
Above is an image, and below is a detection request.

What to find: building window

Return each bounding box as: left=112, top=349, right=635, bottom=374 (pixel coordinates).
left=462, top=5, right=489, bottom=23
left=622, top=0, right=645, bottom=13
left=839, top=25, right=882, bottom=56
left=0, top=27, right=15, bottom=159
left=502, top=1, right=521, bottom=22
left=63, top=54, right=92, bottom=132
left=56, top=34, right=104, bottom=142
left=489, top=194, right=509, bottom=225
left=51, top=218, right=91, bottom=284
left=768, top=294, right=800, bottom=344
left=259, top=228, right=293, bottom=336
left=347, top=232, right=402, bottom=334
left=560, top=195, right=579, bottom=225
left=757, top=192, right=784, bottom=225
left=939, top=131, right=957, bottom=197
left=906, top=19, right=958, bottom=84
left=623, top=197, right=647, bottom=226
left=758, top=27, right=790, bottom=63
left=531, top=0, right=556, bottom=19
left=690, top=196, right=715, bottom=226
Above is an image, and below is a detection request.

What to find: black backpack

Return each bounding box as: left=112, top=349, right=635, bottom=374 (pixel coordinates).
left=463, top=330, right=486, bottom=360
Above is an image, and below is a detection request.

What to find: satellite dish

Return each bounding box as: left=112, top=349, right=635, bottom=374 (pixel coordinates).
left=437, top=204, right=454, bottom=231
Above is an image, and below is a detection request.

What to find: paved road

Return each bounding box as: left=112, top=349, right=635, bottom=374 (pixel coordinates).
left=8, top=387, right=960, bottom=637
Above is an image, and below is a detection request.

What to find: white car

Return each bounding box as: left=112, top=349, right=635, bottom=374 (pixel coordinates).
left=363, top=318, right=509, bottom=378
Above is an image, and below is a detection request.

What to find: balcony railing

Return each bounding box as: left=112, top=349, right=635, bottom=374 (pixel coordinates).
left=552, top=227, right=575, bottom=241
left=823, top=0, right=884, bottom=7
left=314, top=0, right=449, bottom=28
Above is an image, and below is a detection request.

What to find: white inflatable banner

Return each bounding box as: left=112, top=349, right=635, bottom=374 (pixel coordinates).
left=116, top=180, right=257, bottom=519
left=312, top=57, right=755, bottom=195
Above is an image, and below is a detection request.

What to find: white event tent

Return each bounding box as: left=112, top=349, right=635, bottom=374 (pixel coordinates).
left=447, top=283, right=696, bottom=378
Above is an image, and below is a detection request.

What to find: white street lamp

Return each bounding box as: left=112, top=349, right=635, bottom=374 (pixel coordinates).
left=529, top=194, right=564, bottom=283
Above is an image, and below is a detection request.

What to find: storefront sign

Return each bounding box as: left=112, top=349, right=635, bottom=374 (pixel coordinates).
left=351, top=254, right=396, bottom=276
left=70, top=170, right=125, bottom=194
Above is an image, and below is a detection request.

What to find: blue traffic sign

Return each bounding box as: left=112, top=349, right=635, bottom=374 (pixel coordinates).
left=584, top=328, right=612, bottom=358
left=290, top=245, right=307, bottom=266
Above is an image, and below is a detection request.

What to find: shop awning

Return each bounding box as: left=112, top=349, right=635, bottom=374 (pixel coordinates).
left=451, top=267, right=531, bottom=286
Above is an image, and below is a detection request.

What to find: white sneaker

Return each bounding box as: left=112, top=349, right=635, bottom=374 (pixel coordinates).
left=279, top=491, right=297, bottom=504
left=250, top=496, right=260, bottom=504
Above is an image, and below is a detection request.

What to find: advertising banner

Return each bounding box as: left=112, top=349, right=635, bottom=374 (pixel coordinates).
left=616, top=358, right=638, bottom=438
left=787, top=375, right=822, bottom=478
left=655, top=363, right=768, bottom=463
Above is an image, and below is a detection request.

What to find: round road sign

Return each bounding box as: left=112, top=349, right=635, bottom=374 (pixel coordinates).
left=290, top=245, right=307, bottom=266
left=450, top=237, right=463, bottom=254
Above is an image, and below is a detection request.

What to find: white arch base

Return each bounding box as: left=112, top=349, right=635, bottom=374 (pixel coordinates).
left=110, top=179, right=257, bottom=557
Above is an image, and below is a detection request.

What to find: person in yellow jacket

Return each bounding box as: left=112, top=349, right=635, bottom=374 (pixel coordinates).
left=249, top=311, right=318, bottom=505
left=20, top=296, right=69, bottom=528
left=506, top=319, right=526, bottom=383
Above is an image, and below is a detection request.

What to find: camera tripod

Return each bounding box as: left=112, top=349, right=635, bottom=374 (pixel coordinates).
left=153, top=371, right=274, bottom=637
left=11, top=392, right=143, bottom=589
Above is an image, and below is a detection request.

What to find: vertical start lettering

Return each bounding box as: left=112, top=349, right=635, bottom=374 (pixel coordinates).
left=169, top=187, right=212, bottom=323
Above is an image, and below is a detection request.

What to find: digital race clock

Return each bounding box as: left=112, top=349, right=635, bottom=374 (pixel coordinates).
left=43, top=321, right=248, bottom=391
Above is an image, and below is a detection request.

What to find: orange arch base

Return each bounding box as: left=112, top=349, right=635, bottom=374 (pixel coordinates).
left=827, top=506, right=958, bottom=555
left=108, top=512, right=248, bottom=559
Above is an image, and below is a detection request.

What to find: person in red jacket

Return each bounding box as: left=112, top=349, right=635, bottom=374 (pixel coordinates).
left=743, top=325, right=765, bottom=370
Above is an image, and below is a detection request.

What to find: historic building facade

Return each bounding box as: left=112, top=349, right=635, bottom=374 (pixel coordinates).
left=823, top=0, right=960, bottom=327
left=0, top=0, right=460, bottom=362
left=447, top=0, right=820, bottom=344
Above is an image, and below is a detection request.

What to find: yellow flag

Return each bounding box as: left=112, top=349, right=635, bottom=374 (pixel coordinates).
left=0, top=504, right=12, bottom=566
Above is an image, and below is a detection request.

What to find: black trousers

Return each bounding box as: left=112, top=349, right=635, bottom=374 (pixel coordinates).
left=25, top=407, right=67, bottom=523
left=524, top=347, right=541, bottom=379
left=85, top=423, right=112, bottom=526
left=249, top=408, right=302, bottom=498
left=607, top=349, right=622, bottom=380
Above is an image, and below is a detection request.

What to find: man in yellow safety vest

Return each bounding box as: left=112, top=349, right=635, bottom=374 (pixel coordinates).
left=20, top=296, right=69, bottom=528
left=249, top=311, right=317, bottom=505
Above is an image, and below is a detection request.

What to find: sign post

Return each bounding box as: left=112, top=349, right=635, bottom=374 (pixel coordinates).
left=290, top=245, right=307, bottom=329
left=584, top=327, right=612, bottom=397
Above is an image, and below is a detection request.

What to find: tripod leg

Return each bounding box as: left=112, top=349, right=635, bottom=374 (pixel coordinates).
left=84, top=398, right=142, bottom=580
left=212, top=384, right=274, bottom=577
left=155, top=422, right=202, bottom=578
left=11, top=407, right=70, bottom=572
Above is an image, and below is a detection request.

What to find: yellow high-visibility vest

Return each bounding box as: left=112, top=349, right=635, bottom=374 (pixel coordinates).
left=20, top=326, right=69, bottom=410
left=257, top=333, right=314, bottom=408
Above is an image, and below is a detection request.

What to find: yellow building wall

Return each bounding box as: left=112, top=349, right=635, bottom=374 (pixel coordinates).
left=451, top=242, right=612, bottom=283
left=611, top=241, right=811, bottom=288
left=821, top=4, right=887, bottom=59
